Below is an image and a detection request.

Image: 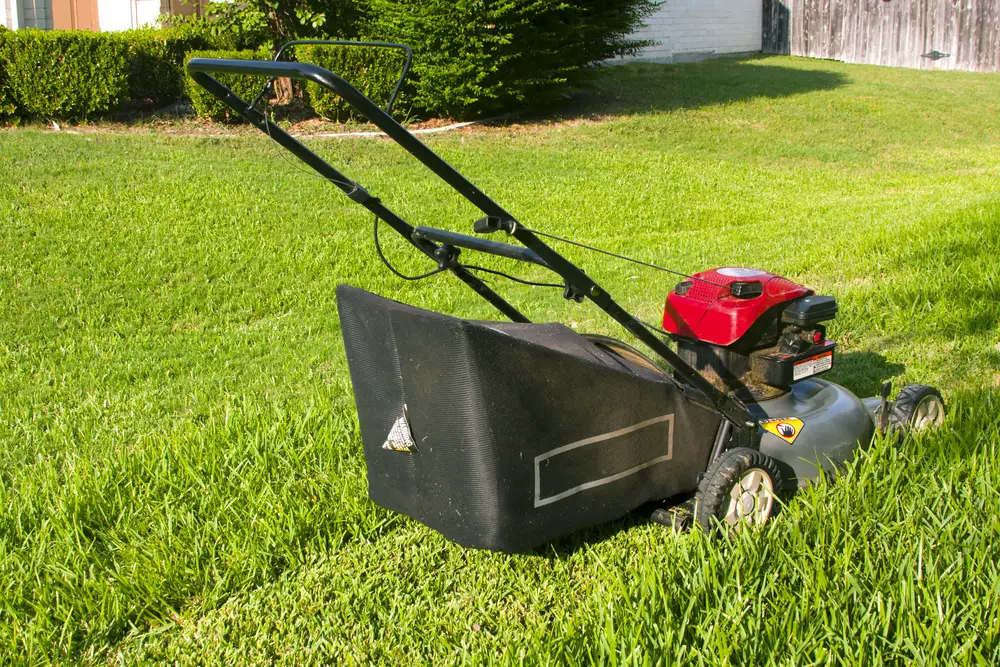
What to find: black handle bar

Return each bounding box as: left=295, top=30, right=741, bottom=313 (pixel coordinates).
left=249, top=40, right=413, bottom=116
left=411, top=227, right=550, bottom=268
left=184, top=56, right=759, bottom=433
left=186, top=57, right=530, bottom=230
left=187, top=57, right=532, bottom=325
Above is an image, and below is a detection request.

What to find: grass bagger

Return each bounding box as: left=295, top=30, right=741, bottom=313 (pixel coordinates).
left=187, top=45, right=946, bottom=553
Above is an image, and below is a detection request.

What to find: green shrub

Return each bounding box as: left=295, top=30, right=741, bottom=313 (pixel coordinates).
left=0, top=79, right=13, bottom=118
left=162, top=2, right=271, bottom=51
left=0, top=27, right=214, bottom=116
left=0, top=30, right=130, bottom=119
left=123, top=29, right=212, bottom=106
left=0, top=28, right=16, bottom=118
left=209, top=0, right=372, bottom=44
left=366, top=0, right=658, bottom=119
left=299, top=43, right=407, bottom=121
left=185, top=49, right=270, bottom=121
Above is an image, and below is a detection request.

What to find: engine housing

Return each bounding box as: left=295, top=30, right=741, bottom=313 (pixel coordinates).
left=662, top=268, right=838, bottom=401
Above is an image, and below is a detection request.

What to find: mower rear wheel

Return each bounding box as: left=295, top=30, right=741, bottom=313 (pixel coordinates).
left=890, top=384, right=945, bottom=433
left=695, top=448, right=783, bottom=532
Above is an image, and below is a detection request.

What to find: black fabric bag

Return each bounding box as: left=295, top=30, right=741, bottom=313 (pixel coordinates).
left=337, top=285, right=721, bottom=552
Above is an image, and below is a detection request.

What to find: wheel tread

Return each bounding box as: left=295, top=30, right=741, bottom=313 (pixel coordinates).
left=889, top=384, right=944, bottom=432
left=695, top=447, right=783, bottom=531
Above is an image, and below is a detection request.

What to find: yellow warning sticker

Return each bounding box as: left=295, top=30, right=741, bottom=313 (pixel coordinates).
left=760, top=417, right=804, bottom=444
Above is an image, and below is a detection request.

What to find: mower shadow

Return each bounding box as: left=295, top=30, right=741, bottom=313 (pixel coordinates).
left=500, top=56, right=849, bottom=123
left=825, top=351, right=905, bottom=398
left=532, top=513, right=650, bottom=558
left=532, top=497, right=694, bottom=558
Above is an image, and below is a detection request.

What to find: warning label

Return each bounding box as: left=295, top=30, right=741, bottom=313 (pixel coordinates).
left=793, top=350, right=833, bottom=381
left=761, top=417, right=804, bottom=444
left=383, top=407, right=417, bottom=452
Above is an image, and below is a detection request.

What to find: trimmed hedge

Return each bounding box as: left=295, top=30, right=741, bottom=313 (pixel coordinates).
left=300, top=43, right=407, bottom=121
left=0, top=0, right=658, bottom=122
left=0, top=29, right=237, bottom=120
left=124, top=29, right=212, bottom=106
left=0, top=30, right=130, bottom=119
left=0, top=28, right=15, bottom=118
left=185, top=49, right=270, bottom=121
left=0, top=76, right=12, bottom=117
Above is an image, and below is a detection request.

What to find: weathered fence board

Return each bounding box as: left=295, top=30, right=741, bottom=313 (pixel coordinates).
left=763, top=0, right=1000, bottom=72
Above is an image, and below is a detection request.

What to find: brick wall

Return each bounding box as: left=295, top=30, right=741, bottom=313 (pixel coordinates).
left=623, top=0, right=763, bottom=63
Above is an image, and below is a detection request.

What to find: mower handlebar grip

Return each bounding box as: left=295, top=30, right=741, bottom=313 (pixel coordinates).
left=187, top=58, right=359, bottom=103
left=412, top=227, right=550, bottom=269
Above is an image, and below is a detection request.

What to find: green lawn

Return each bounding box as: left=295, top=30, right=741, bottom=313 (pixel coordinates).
left=2, top=55, right=1000, bottom=664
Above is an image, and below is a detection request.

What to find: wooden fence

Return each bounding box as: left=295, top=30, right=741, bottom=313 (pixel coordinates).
left=763, top=0, right=1000, bottom=72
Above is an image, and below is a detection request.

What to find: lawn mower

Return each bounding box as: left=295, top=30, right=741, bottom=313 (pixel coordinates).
left=187, top=45, right=945, bottom=552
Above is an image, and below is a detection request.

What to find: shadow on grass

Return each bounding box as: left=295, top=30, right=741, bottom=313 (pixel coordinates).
left=826, top=351, right=905, bottom=398
left=531, top=492, right=701, bottom=558
left=508, top=56, right=850, bottom=123
left=533, top=511, right=651, bottom=558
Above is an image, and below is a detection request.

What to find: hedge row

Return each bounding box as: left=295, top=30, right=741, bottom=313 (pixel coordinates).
left=0, top=29, right=402, bottom=123
left=0, top=28, right=15, bottom=117
left=128, top=30, right=213, bottom=105
left=0, top=27, right=214, bottom=120
left=0, top=30, right=127, bottom=118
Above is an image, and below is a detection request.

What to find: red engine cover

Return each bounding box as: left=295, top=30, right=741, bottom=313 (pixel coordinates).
left=662, top=268, right=812, bottom=346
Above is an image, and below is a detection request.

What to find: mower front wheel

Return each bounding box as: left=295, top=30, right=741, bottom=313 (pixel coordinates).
left=695, top=448, right=783, bottom=532
left=890, top=384, right=945, bottom=433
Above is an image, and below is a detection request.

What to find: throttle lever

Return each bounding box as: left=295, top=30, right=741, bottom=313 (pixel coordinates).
left=474, top=216, right=514, bottom=234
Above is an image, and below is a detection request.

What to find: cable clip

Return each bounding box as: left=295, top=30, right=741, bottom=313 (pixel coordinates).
left=433, top=245, right=460, bottom=269
left=346, top=184, right=375, bottom=205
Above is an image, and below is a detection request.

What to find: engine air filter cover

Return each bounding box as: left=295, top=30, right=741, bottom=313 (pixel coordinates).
left=782, top=295, right=839, bottom=327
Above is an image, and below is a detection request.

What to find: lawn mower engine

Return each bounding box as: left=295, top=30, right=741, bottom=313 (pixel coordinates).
left=663, top=268, right=837, bottom=401
left=663, top=267, right=872, bottom=488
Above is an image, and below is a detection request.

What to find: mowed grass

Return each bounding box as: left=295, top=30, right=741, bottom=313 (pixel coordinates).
left=1, top=55, right=999, bottom=664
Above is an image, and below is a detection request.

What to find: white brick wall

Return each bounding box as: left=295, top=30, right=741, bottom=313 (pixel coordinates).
left=623, top=0, right=762, bottom=63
